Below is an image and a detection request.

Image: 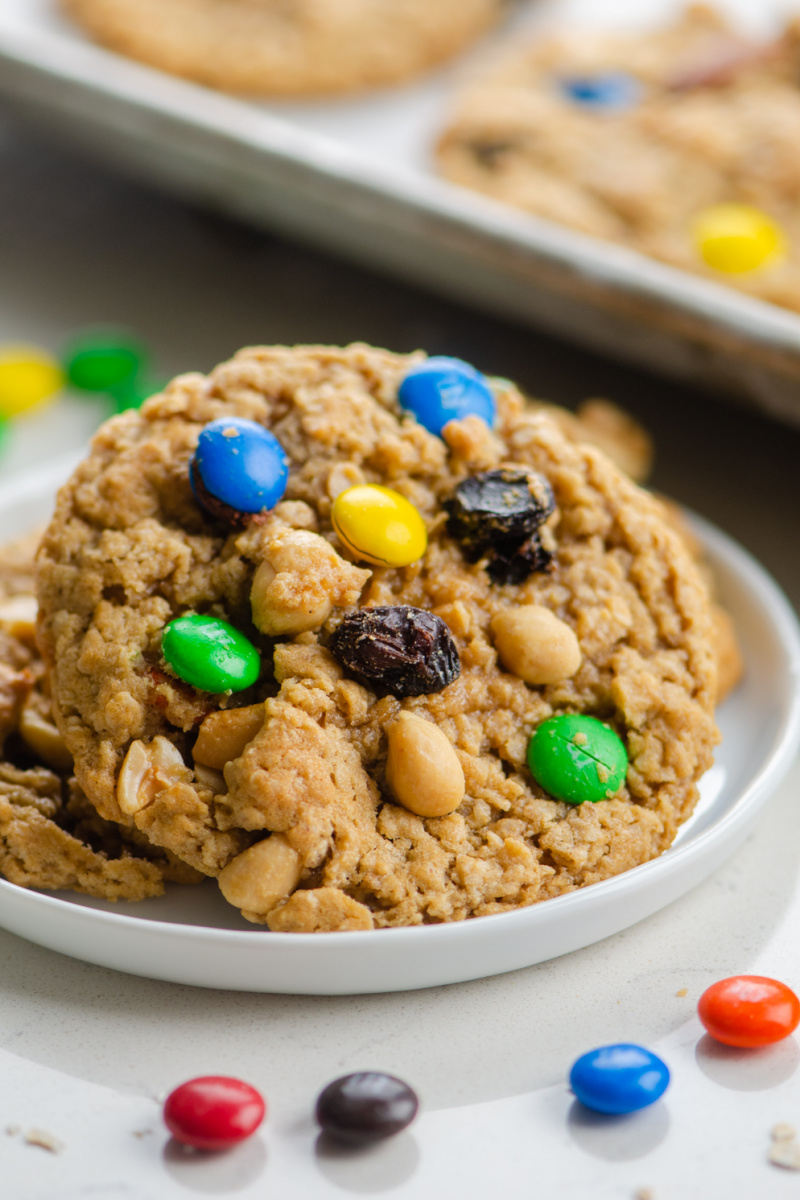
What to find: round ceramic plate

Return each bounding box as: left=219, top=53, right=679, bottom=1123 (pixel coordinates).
left=0, top=455, right=798, bottom=995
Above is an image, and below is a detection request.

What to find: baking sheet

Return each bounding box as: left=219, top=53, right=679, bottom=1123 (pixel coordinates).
left=3, top=0, right=800, bottom=419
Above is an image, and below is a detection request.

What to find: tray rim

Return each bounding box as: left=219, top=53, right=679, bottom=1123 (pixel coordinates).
left=3, top=14, right=800, bottom=416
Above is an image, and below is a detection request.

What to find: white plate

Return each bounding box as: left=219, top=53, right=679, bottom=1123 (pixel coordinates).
left=0, top=457, right=798, bottom=994
left=4, top=1, right=800, bottom=421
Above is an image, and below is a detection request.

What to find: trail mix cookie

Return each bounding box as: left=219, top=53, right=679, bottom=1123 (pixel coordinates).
left=62, top=0, right=508, bottom=96
left=0, top=535, right=201, bottom=900
left=34, top=345, right=721, bottom=932
left=438, top=6, right=800, bottom=312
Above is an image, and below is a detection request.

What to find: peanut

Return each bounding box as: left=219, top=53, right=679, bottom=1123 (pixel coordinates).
left=19, top=704, right=72, bottom=771
left=385, top=712, right=465, bottom=818
left=250, top=529, right=369, bottom=637
left=217, top=834, right=302, bottom=919
left=193, top=704, right=265, bottom=770
left=117, top=736, right=186, bottom=816
left=491, top=605, right=581, bottom=685
left=0, top=594, right=37, bottom=642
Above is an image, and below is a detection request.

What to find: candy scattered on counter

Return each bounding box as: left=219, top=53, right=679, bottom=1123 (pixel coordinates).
left=0, top=347, right=64, bottom=419
left=63, top=334, right=144, bottom=393
left=560, top=72, right=642, bottom=109
left=191, top=417, right=289, bottom=523
left=693, top=204, right=785, bottom=274
left=398, top=356, right=495, bottom=436
left=698, top=975, right=800, bottom=1047
left=570, top=1044, right=670, bottom=1115
left=164, top=1076, right=266, bottom=1151
left=162, top=614, right=261, bottom=694
left=332, top=484, right=427, bottom=568
left=315, top=1072, right=419, bottom=1145
left=329, top=605, right=461, bottom=697
left=0, top=329, right=161, bottom=458
left=528, top=713, right=628, bottom=805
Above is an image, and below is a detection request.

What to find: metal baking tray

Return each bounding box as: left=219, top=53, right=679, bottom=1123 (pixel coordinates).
left=2, top=0, right=800, bottom=420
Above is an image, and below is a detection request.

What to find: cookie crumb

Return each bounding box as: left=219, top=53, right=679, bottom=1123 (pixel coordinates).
left=634, top=1188, right=655, bottom=1200
left=769, top=1141, right=800, bottom=1170
left=771, top=1124, right=796, bottom=1142
left=5, top=1124, right=20, bottom=1136
left=676, top=987, right=688, bottom=998
left=24, top=1128, right=64, bottom=1153
left=132, top=1128, right=154, bottom=1138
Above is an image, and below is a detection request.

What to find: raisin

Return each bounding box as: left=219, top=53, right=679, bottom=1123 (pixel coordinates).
left=328, top=606, right=460, bottom=697
left=445, top=468, right=554, bottom=552
left=444, top=468, right=555, bottom=584
left=487, top=534, right=553, bottom=585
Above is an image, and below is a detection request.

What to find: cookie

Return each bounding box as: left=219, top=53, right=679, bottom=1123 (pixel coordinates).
left=0, top=537, right=201, bottom=901
left=35, top=344, right=720, bottom=932
left=437, top=6, right=800, bottom=312
left=62, top=0, right=508, bottom=96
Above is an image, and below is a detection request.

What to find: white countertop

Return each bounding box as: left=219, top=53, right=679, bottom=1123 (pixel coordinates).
left=2, top=110, right=800, bottom=1200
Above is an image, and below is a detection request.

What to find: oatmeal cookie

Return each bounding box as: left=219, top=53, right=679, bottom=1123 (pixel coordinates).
left=36, top=344, right=720, bottom=932
left=437, top=6, right=800, bottom=313
left=62, top=0, right=508, bottom=96
left=0, top=538, right=200, bottom=901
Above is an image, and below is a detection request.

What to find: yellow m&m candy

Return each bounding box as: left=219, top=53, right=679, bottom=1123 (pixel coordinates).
left=0, top=347, right=64, bottom=418
left=693, top=204, right=786, bottom=274
left=332, top=485, right=427, bottom=568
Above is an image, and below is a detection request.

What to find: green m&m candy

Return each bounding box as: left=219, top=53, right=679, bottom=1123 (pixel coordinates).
left=162, top=614, right=260, bottom=694
left=527, top=714, right=628, bottom=805
left=64, top=335, right=144, bottom=393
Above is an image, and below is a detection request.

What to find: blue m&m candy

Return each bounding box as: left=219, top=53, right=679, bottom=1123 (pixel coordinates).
left=191, top=417, right=289, bottom=521
left=398, top=357, right=496, bottom=437
left=570, top=1044, right=670, bottom=1115
left=560, top=72, right=642, bottom=110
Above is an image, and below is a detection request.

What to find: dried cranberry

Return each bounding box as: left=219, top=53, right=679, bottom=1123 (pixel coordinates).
left=315, top=1072, right=419, bottom=1145
left=163, top=1076, right=265, bottom=1151
left=444, top=468, right=555, bottom=584
left=328, top=606, right=460, bottom=697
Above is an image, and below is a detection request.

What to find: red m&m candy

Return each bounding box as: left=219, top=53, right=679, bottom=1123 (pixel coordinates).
left=164, top=1076, right=265, bottom=1150
left=698, top=976, right=800, bottom=1048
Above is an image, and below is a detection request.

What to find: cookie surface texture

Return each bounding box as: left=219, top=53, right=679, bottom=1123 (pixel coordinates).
left=0, top=537, right=201, bottom=900
left=62, top=0, right=506, bottom=96
left=37, top=344, right=720, bottom=931
left=438, top=7, right=800, bottom=312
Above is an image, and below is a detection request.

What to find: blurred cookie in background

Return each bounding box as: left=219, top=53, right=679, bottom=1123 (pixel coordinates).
left=62, top=0, right=515, bottom=96
left=438, top=6, right=800, bottom=313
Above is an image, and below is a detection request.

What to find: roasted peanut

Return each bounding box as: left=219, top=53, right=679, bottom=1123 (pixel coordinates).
left=385, top=712, right=465, bottom=818
left=250, top=529, right=370, bottom=637
left=193, top=704, right=265, bottom=770
left=117, top=736, right=186, bottom=816
left=19, top=704, right=72, bottom=771
left=217, top=834, right=302, bottom=918
left=193, top=762, right=227, bottom=795
left=491, top=605, right=581, bottom=685
left=0, top=594, right=37, bottom=642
